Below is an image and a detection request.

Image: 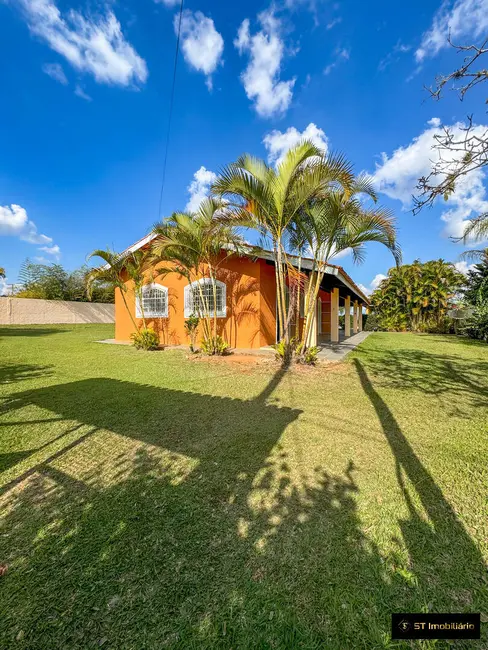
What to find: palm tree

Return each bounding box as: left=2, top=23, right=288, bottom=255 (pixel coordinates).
left=86, top=249, right=139, bottom=333
left=150, top=197, right=245, bottom=351
left=212, top=141, right=354, bottom=344
left=295, top=175, right=401, bottom=351
left=125, top=249, right=151, bottom=329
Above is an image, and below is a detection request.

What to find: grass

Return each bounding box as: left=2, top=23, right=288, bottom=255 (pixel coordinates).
left=0, top=324, right=487, bottom=649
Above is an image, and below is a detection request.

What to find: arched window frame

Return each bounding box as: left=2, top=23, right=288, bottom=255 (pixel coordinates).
left=184, top=278, right=226, bottom=318
left=135, top=283, right=169, bottom=318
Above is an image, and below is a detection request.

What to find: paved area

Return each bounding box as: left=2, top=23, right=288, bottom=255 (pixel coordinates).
left=317, top=331, right=371, bottom=361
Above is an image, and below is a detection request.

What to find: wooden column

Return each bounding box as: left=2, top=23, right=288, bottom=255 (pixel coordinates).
left=344, top=295, right=351, bottom=338
left=331, top=288, right=339, bottom=343
left=353, top=300, right=359, bottom=333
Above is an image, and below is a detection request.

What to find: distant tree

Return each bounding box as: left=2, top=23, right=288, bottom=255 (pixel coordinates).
left=15, top=259, right=114, bottom=303
left=371, top=259, right=465, bottom=332
left=414, top=37, right=488, bottom=252
left=0, top=266, right=5, bottom=279
left=86, top=250, right=138, bottom=331
left=464, top=250, right=488, bottom=305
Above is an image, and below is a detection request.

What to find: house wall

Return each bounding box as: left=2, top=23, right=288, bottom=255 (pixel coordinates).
left=115, top=255, right=277, bottom=349
left=0, top=297, right=114, bottom=325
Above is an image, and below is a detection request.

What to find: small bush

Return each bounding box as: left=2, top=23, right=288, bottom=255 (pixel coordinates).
left=363, top=313, right=381, bottom=331
left=271, top=340, right=294, bottom=367
left=130, top=328, right=160, bottom=351
left=201, top=335, right=229, bottom=356
left=301, top=345, right=320, bottom=366
left=419, top=316, right=455, bottom=334
left=460, top=302, right=488, bottom=342
left=184, top=315, right=200, bottom=352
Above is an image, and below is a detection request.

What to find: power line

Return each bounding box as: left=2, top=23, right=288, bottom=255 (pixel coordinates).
left=157, top=0, right=184, bottom=221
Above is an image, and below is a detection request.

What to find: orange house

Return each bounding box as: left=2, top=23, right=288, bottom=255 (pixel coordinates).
left=115, top=235, right=370, bottom=350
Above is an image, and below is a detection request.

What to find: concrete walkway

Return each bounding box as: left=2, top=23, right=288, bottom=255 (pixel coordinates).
left=317, top=331, right=371, bottom=362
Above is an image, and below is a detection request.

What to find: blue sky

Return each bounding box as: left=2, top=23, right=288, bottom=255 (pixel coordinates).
left=1, top=0, right=487, bottom=295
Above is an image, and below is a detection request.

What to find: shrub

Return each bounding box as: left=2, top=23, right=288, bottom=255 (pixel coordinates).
left=201, top=335, right=229, bottom=356
left=301, top=345, right=320, bottom=366
left=130, top=328, right=160, bottom=351
left=418, top=316, right=455, bottom=334
left=272, top=340, right=294, bottom=367
left=363, top=313, right=381, bottom=331
left=184, top=315, right=200, bottom=352
left=460, top=302, right=488, bottom=342
left=378, top=313, right=408, bottom=331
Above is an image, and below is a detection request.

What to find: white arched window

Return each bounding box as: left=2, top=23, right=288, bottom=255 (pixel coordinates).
left=184, top=278, right=226, bottom=318
left=136, top=283, right=168, bottom=318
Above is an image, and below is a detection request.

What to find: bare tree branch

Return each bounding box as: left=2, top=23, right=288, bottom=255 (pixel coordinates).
left=414, top=36, right=488, bottom=241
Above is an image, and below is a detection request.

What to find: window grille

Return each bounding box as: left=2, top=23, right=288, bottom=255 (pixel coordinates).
left=184, top=279, right=226, bottom=318
left=136, top=284, right=168, bottom=318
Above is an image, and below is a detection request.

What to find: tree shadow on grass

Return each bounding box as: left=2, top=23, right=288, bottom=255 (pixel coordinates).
left=0, top=327, right=69, bottom=338
left=356, top=345, right=488, bottom=415
left=0, top=363, right=53, bottom=386
left=1, top=366, right=486, bottom=648
left=354, top=359, right=488, bottom=641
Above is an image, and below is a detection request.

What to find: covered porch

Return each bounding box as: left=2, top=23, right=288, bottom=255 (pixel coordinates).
left=304, top=270, right=369, bottom=348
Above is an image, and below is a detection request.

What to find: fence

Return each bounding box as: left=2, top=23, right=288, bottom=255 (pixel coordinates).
left=0, top=297, right=114, bottom=325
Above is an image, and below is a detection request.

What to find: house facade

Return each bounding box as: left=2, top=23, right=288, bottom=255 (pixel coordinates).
left=115, top=236, right=369, bottom=349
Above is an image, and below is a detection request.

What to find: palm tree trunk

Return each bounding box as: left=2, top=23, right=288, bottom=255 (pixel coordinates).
left=120, top=289, right=139, bottom=333
left=295, top=253, right=302, bottom=340
left=208, top=264, right=218, bottom=341
left=276, top=243, right=288, bottom=342
left=301, top=270, right=317, bottom=350
left=273, top=242, right=285, bottom=342
left=301, top=268, right=325, bottom=352
left=136, top=284, right=147, bottom=329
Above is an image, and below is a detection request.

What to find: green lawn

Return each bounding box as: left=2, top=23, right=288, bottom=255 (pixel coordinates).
left=1, top=325, right=487, bottom=649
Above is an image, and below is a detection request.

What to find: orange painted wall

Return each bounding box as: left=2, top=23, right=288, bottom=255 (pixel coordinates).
left=115, top=254, right=277, bottom=349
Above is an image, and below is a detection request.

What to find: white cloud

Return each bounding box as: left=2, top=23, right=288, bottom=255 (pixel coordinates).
left=331, top=247, right=352, bottom=260
left=454, top=260, right=476, bottom=274
left=263, top=122, right=329, bottom=165
left=372, top=118, right=488, bottom=240
left=177, top=10, right=224, bottom=90
left=234, top=9, right=295, bottom=118
left=39, top=244, right=61, bottom=259
left=74, top=85, right=92, bottom=101
left=0, top=204, right=60, bottom=255
left=13, top=0, right=147, bottom=87
left=186, top=166, right=217, bottom=212
left=42, top=62, right=68, bottom=84
left=326, top=17, right=342, bottom=30
left=378, top=41, right=411, bottom=72
left=154, top=0, right=181, bottom=5
left=416, top=0, right=488, bottom=62
left=324, top=47, right=350, bottom=75
left=358, top=273, right=387, bottom=296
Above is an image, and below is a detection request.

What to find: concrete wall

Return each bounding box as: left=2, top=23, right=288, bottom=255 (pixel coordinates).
left=0, top=297, right=114, bottom=325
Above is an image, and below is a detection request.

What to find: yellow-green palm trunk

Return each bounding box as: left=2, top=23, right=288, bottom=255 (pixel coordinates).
left=120, top=289, right=139, bottom=334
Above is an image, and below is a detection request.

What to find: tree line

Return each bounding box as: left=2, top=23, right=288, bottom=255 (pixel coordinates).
left=5, top=259, right=114, bottom=303
left=368, top=254, right=488, bottom=342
